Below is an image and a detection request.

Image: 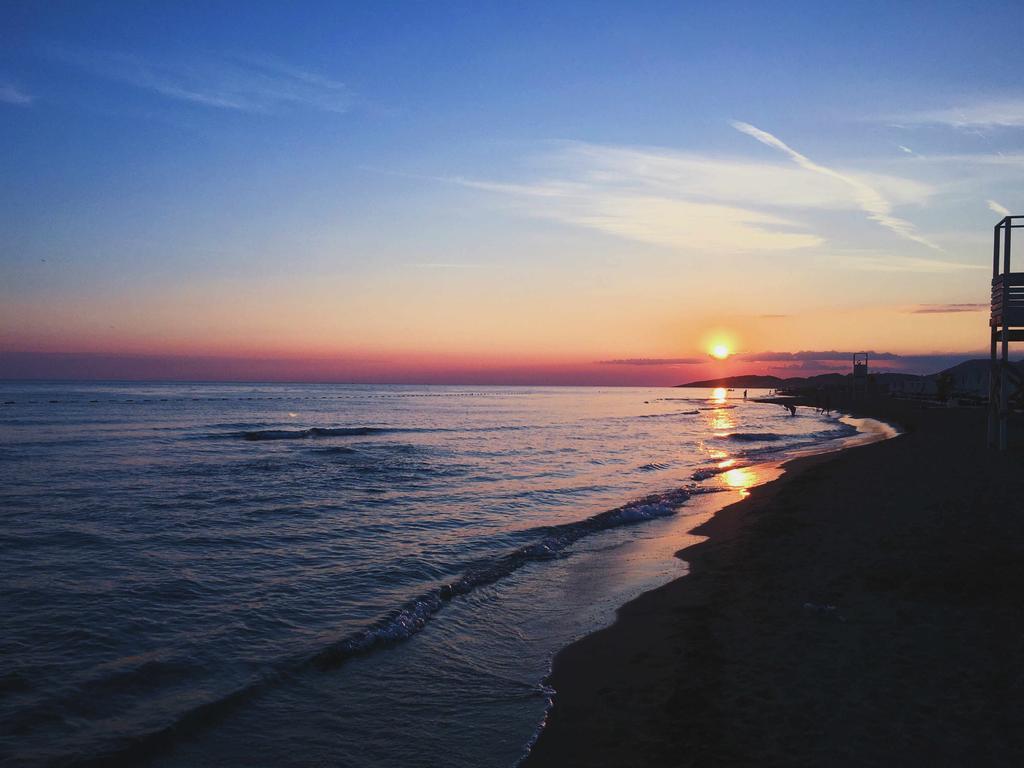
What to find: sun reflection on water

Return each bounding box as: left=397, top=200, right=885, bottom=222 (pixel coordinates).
left=722, top=466, right=757, bottom=497
left=710, top=410, right=736, bottom=432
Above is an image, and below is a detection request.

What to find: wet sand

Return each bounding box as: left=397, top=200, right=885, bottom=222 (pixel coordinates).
left=525, top=396, right=1024, bottom=766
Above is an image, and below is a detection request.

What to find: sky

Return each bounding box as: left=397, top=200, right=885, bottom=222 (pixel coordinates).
left=1, top=1, right=1022, bottom=384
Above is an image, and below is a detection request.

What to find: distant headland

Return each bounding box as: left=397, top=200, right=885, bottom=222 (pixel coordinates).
left=677, top=359, right=1022, bottom=399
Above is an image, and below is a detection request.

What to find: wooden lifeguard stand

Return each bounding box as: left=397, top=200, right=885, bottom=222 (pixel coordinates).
left=988, top=215, right=1024, bottom=450
left=851, top=352, right=868, bottom=399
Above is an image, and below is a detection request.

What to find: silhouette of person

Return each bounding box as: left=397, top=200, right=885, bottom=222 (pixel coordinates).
left=743, top=389, right=748, bottom=400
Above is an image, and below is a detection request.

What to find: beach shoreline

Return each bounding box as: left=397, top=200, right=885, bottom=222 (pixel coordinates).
left=524, top=395, right=1024, bottom=766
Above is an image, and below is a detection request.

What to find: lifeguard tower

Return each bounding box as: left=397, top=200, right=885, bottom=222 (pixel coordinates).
left=988, top=215, right=1024, bottom=450
left=851, top=352, right=868, bottom=399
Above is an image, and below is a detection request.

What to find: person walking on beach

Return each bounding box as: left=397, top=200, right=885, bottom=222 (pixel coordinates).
left=743, top=389, right=748, bottom=400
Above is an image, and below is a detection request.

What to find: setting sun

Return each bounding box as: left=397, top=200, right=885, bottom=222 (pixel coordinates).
left=710, top=344, right=731, bottom=360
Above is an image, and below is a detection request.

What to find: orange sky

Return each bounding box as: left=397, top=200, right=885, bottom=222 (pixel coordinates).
left=2, top=10, right=1017, bottom=383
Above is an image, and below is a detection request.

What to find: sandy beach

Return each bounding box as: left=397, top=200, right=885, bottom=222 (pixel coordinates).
left=526, top=396, right=1024, bottom=766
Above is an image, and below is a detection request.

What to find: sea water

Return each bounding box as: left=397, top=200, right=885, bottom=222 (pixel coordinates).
left=0, top=383, right=861, bottom=767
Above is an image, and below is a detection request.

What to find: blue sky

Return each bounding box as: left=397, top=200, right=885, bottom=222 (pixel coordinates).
left=2, top=1, right=1022, bottom=381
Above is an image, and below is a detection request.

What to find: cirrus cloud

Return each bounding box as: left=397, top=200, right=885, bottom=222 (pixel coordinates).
left=457, top=129, right=940, bottom=257
left=890, top=99, right=1024, bottom=130
left=0, top=83, right=32, bottom=105
left=731, top=121, right=940, bottom=250
left=49, top=47, right=352, bottom=114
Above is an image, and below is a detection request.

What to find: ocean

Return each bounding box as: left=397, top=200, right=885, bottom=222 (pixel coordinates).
left=0, top=383, right=867, bottom=767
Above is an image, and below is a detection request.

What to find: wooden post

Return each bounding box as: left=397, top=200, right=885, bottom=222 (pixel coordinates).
left=987, top=215, right=1021, bottom=450
left=989, top=325, right=998, bottom=447
left=1004, top=218, right=1012, bottom=275
left=1000, top=223, right=1011, bottom=450
left=990, top=223, right=1001, bottom=447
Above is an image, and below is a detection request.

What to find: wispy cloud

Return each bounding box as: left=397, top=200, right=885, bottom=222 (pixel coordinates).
left=459, top=177, right=824, bottom=252
left=599, top=357, right=705, bottom=366
left=50, top=48, right=351, bottom=114
left=909, top=152, right=1024, bottom=169
left=892, top=99, right=1024, bottom=129
left=910, top=303, right=986, bottom=314
left=731, top=120, right=940, bottom=250
left=0, top=83, right=32, bottom=105
left=988, top=199, right=1011, bottom=217
left=837, top=254, right=985, bottom=273
left=458, top=133, right=945, bottom=255
left=458, top=141, right=924, bottom=254
left=547, top=143, right=932, bottom=211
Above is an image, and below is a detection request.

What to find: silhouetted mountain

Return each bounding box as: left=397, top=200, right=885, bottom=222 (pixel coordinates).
left=937, top=358, right=1022, bottom=384
left=677, top=358, right=1023, bottom=393
left=678, top=371, right=927, bottom=390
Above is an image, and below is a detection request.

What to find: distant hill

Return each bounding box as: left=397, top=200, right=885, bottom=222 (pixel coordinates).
left=936, top=358, right=1024, bottom=394
left=677, top=359, right=1023, bottom=394
left=677, top=371, right=920, bottom=390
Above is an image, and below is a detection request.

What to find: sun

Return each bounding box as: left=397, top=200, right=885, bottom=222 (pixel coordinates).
left=710, top=344, right=731, bottom=360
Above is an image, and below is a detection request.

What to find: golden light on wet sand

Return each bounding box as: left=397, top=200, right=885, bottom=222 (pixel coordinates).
left=722, top=466, right=757, bottom=496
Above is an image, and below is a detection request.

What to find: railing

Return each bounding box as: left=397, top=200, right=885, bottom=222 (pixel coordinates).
left=994, top=215, right=1024, bottom=275
left=991, top=272, right=1024, bottom=326
left=992, top=217, right=1024, bottom=329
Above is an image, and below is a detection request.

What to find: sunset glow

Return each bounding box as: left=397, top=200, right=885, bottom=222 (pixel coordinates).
left=0, top=4, right=1010, bottom=384
left=711, top=344, right=731, bottom=360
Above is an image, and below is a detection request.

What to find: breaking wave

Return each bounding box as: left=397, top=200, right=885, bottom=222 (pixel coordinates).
left=316, top=484, right=720, bottom=666
left=726, top=432, right=787, bottom=442
left=691, top=462, right=751, bottom=481
left=73, top=485, right=713, bottom=765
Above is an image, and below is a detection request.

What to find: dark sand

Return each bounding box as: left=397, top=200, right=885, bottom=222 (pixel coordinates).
left=526, top=396, right=1024, bottom=767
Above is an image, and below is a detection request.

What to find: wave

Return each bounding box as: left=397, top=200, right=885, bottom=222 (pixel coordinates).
left=240, top=427, right=393, bottom=441
left=71, top=484, right=713, bottom=766
left=733, top=424, right=859, bottom=458
left=308, top=446, right=358, bottom=455
left=691, top=462, right=750, bottom=481
left=726, top=432, right=787, bottom=442
left=637, top=462, right=672, bottom=471
left=226, top=424, right=527, bottom=441
left=313, top=485, right=711, bottom=667
left=812, top=424, right=859, bottom=440
left=637, top=410, right=699, bottom=419
left=721, top=422, right=856, bottom=447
